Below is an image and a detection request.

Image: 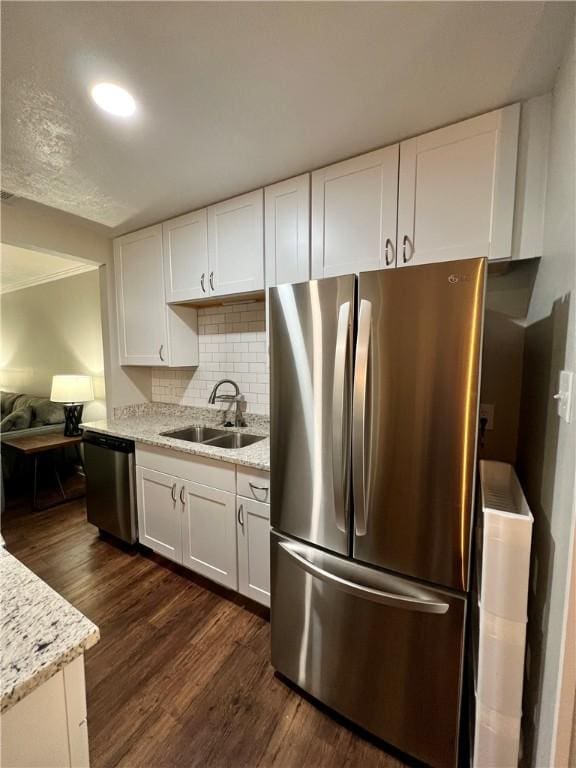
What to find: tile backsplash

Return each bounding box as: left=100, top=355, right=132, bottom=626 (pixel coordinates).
left=151, top=301, right=269, bottom=415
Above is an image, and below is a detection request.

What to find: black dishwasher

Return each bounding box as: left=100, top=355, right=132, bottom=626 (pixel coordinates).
left=83, top=432, right=137, bottom=544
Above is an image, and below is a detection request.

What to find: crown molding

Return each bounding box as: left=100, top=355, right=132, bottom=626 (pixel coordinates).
left=0, top=263, right=99, bottom=294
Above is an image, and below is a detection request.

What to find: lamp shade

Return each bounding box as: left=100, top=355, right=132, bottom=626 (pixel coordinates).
left=51, top=375, right=94, bottom=404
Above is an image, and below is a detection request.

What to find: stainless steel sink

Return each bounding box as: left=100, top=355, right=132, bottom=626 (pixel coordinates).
left=160, top=425, right=265, bottom=449
left=202, top=433, right=265, bottom=449
left=160, top=426, right=227, bottom=443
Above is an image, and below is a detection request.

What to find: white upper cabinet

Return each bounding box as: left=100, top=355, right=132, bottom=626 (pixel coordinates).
left=208, top=190, right=264, bottom=297
left=397, top=104, right=520, bottom=266
left=114, top=225, right=168, bottom=366
left=163, top=209, right=209, bottom=302
left=265, top=174, right=310, bottom=287
left=311, top=145, right=399, bottom=278
left=115, top=225, right=198, bottom=367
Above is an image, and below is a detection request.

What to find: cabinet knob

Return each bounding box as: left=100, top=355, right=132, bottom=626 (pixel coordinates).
left=237, top=503, right=244, bottom=527
left=180, top=486, right=185, bottom=504
left=159, top=344, right=165, bottom=362
left=171, top=482, right=177, bottom=503
left=209, top=271, right=214, bottom=291
left=200, top=273, right=206, bottom=293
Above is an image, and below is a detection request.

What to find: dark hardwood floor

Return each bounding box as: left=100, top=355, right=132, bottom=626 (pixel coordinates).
left=2, top=489, right=409, bottom=768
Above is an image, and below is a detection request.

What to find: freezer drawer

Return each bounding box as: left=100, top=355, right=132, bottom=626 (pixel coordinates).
left=271, top=532, right=467, bottom=767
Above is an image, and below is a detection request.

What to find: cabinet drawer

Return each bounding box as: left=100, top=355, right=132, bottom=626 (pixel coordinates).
left=237, top=466, right=270, bottom=502
left=135, top=444, right=235, bottom=492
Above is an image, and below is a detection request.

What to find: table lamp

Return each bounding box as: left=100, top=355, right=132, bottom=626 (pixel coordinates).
left=50, top=375, right=94, bottom=436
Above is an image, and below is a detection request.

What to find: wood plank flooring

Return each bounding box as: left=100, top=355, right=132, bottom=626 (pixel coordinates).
left=2, top=493, right=410, bottom=768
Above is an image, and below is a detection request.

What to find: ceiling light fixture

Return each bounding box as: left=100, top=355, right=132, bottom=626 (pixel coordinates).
left=91, top=82, right=136, bottom=117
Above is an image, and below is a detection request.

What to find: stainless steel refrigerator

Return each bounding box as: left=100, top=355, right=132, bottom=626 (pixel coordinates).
left=269, top=258, right=486, bottom=768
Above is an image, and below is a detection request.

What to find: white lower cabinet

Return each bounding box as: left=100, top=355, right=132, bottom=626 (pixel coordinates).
left=136, top=466, right=183, bottom=564
left=1, top=656, right=90, bottom=768
left=135, top=446, right=270, bottom=603
left=236, top=497, right=270, bottom=607
left=182, top=482, right=237, bottom=590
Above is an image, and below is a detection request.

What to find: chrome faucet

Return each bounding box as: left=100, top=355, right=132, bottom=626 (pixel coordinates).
left=208, top=379, right=246, bottom=427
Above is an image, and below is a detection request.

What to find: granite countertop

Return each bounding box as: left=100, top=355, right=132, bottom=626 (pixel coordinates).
left=0, top=549, right=99, bottom=713
left=82, top=404, right=270, bottom=472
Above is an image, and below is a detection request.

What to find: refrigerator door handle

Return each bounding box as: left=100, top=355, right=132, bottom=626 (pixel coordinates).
left=332, top=301, right=352, bottom=533
left=279, top=541, right=449, bottom=614
left=353, top=298, right=372, bottom=536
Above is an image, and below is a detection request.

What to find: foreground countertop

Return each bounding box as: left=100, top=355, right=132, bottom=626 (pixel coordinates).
left=82, top=404, right=270, bottom=472
left=0, top=549, right=99, bottom=713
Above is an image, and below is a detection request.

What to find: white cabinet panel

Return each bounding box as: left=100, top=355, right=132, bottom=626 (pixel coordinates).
left=182, top=481, right=237, bottom=590
left=312, top=145, right=399, bottom=278
left=236, top=466, right=270, bottom=504
left=135, top=444, right=235, bottom=492
left=163, top=210, right=209, bottom=302
left=208, top=190, right=264, bottom=296
left=265, top=175, right=310, bottom=287
left=237, top=497, right=270, bottom=607
left=0, top=656, right=90, bottom=768
left=114, top=225, right=167, bottom=366
left=397, top=104, right=520, bottom=266
left=136, top=466, right=182, bottom=564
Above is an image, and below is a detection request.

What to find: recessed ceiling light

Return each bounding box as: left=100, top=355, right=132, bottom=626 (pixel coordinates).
left=91, top=82, right=136, bottom=117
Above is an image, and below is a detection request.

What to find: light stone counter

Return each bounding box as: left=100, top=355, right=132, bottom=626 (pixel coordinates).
left=0, top=549, right=99, bottom=714
left=82, top=404, right=270, bottom=472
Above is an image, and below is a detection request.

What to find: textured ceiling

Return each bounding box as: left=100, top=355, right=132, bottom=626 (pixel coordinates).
left=1, top=1, right=573, bottom=235
left=0, top=244, right=97, bottom=293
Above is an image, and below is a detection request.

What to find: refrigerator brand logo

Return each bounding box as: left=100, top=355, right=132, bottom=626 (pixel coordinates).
left=448, top=273, right=471, bottom=284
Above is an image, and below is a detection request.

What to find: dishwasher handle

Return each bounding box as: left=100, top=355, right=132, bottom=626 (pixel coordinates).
left=83, top=432, right=135, bottom=454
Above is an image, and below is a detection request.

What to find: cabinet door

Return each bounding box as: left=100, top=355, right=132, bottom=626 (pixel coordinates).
left=237, top=497, right=270, bottom=607
left=208, top=190, right=264, bottom=296
left=163, top=210, right=209, bottom=302
left=136, top=466, right=182, bottom=563
left=114, top=225, right=167, bottom=366
left=265, top=175, right=310, bottom=287
left=397, top=104, right=520, bottom=266
left=311, top=146, right=399, bottom=278
left=181, top=481, right=237, bottom=590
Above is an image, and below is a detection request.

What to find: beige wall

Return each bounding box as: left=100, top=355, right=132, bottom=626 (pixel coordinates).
left=1, top=270, right=106, bottom=421
left=1, top=198, right=151, bottom=409
left=517, top=19, right=576, bottom=768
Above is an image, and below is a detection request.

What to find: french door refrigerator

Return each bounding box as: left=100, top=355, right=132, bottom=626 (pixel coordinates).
left=269, top=258, right=486, bottom=768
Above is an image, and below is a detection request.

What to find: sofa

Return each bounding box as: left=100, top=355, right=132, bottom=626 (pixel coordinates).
left=1, top=391, right=65, bottom=438
left=1, top=393, right=68, bottom=493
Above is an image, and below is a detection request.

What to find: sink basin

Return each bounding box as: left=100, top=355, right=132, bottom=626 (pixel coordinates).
left=203, top=433, right=265, bottom=449
left=160, top=426, right=227, bottom=443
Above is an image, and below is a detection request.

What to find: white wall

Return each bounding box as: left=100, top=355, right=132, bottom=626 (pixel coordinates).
left=517, top=18, right=576, bottom=768
left=152, top=301, right=268, bottom=415
left=1, top=270, right=106, bottom=421
left=0, top=198, right=151, bottom=410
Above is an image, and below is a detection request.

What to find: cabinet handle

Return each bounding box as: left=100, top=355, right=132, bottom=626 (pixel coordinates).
left=171, top=482, right=177, bottom=503
left=248, top=481, right=269, bottom=500
left=200, top=273, right=206, bottom=293
left=180, top=486, right=185, bottom=504
left=402, top=235, right=413, bottom=264
left=384, top=237, right=395, bottom=266
left=159, top=344, right=165, bottom=362
left=209, top=271, right=214, bottom=291
left=237, top=503, right=244, bottom=527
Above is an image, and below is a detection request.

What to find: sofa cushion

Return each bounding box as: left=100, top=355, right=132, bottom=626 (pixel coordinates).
left=1, top=406, right=33, bottom=432
left=0, top=392, right=20, bottom=416
left=31, top=400, right=65, bottom=427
